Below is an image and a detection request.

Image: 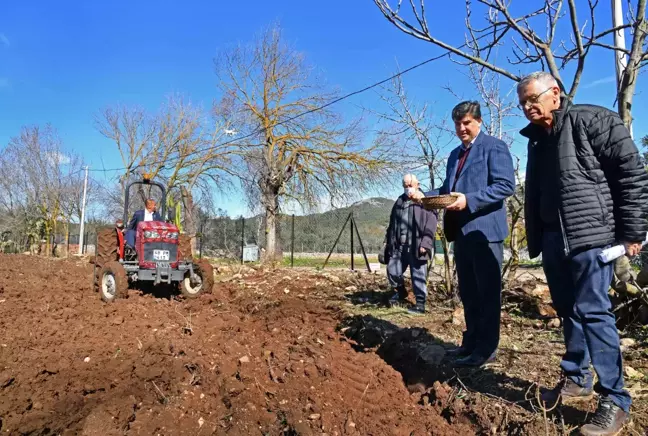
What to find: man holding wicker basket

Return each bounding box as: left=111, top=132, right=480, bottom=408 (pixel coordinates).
left=410, top=101, right=515, bottom=368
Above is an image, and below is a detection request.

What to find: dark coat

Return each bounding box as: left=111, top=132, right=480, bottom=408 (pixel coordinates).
left=127, top=209, right=162, bottom=231
left=522, top=102, right=648, bottom=258
left=435, top=131, right=516, bottom=242
left=385, top=194, right=438, bottom=261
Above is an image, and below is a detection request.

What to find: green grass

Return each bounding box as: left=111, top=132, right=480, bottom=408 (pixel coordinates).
left=281, top=254, right=379, bottom=268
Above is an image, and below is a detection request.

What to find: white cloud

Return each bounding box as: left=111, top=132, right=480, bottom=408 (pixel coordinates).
left=582, top=75, right=617, bottom=89
left=0, top=33, right=9, bottom=47
left=47, top=151, right=72, bottom=166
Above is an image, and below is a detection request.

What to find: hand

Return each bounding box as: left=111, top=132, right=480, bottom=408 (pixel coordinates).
left=624, top=242, right=643, bottom=257
left=409, top=189, right=425, bottom=202
left=419, top=247, right=428, bottom=256
left=446, top=192, right=467, bottom=211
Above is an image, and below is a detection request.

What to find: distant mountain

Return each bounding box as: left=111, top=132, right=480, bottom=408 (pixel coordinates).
left=202, top=197, right=395, bottom=255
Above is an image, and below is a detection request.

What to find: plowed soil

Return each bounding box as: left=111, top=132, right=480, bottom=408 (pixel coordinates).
left=0, top=255, right=476, bottom=435
left=2, top=255, right=645, bottom=435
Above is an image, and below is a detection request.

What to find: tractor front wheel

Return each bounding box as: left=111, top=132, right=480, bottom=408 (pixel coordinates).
left=180, top=259, right=214, bottom=298
left=100, top=261, right=128, bottom=303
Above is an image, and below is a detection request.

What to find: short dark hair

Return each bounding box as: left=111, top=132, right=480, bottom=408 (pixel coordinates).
left=451, top=101, right=481, bottom=122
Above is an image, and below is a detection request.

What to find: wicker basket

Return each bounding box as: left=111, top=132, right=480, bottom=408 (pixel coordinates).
left=421, top=194, right=459, bottom=210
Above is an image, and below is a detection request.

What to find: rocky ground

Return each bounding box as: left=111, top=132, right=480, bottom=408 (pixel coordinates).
left=0, top=255, right=646, bottom=435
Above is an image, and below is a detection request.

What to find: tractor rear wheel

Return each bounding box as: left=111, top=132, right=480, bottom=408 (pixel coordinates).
left=99, top=261, right=128, bottom=303
left=93, top=227, right=120, bottom=292
left=180, top=259, right=214, bottom=298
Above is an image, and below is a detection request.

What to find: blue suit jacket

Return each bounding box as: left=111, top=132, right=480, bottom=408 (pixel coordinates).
left=127, top=209, right=162, bottom=231
left=428, top=131, right=515, bottom=242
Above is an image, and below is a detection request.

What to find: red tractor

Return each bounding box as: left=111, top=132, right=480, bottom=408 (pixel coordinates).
left=92, top=177, right=214, bottom=302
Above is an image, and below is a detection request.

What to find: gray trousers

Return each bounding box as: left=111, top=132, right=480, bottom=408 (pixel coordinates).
left=387, top=246, right=428, bottom=305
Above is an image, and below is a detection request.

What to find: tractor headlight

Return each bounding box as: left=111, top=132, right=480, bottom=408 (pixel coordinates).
left=143, top=230, right=160, bottom=239
left=167, top=232, right=179, bottom=239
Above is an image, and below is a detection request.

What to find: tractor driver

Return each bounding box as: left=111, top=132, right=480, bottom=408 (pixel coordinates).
left=124, top=199, right=162, bottom=247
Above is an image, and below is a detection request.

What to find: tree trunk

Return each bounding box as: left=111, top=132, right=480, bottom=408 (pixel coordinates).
left=438, top=227, right=456, bottom=300
left=618, top=8, right=647, bottom=128
left=428, top=161, right=435, bottom=191
left=262, top=187, right=281, bottom=263
left=505, top=224, right=520, bottom=282
left=180, top=186, right=197, bottom=257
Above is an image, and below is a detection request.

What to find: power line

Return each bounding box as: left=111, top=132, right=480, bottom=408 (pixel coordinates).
left=85, top=51, right=452, bottom=176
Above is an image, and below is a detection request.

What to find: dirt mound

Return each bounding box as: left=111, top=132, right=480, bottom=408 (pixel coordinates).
left=0, top=255, right=480, bottom=435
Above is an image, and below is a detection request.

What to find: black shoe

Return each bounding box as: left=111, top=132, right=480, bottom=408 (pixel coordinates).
left=541, top=378, right=594, bottom=408
left=407, top=303, right=425, bottom=315
left=446, top=346, right=473, bottom=359
left=453, top=352, right=496, bottom=368
left=387, top=291, right=407, bottom=307
left=579, top=396, right=629, bottom=436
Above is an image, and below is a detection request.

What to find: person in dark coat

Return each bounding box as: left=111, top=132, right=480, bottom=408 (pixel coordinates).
left=412, top=101, right=515, bottom=368
left=519, top=71, right=648, bottom=436
left=125, top=199, right=162, bottom=247
left=385, top=174, right=438, bottom=314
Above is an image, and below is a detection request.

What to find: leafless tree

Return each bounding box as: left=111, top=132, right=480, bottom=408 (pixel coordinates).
left=215, top=24, right=395, bottom=262
left=370, top=71, right=451, bottom=188
left=96, top=94, right=236, bottom=253
left=373, top=0, right=648, bottom=126
left=0, top=125, right=90, bottom=255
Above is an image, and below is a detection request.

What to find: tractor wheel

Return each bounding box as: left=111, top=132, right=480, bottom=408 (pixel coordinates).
left=96, top=227, right=119, bottom=265
left=180, top=259, right=214, bottom=298
left=178, top=234, right=192, bottom=260
left=94, top=227, right=120, bottom=292
left=99, top=261, right=128, bottom=303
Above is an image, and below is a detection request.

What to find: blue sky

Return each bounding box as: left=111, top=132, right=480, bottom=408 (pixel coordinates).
left=1, top=1, right=645, bottom=217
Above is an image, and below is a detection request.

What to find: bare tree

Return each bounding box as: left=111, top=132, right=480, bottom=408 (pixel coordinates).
left=370, top=71, right=450, bottom=188
left=96, top=95, right=235, bottom=253
left=0, top=125, right=89, bottom=255
left=373, top=0, right=648, bottom=126
left=215, top=25, right=394, bottom=262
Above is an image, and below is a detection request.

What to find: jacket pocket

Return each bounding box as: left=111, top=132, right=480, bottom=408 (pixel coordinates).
left=594, top=184, right=607, bottom=223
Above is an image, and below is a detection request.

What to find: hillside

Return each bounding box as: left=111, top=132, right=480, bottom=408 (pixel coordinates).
left=203, top=197, right=395, bottom=255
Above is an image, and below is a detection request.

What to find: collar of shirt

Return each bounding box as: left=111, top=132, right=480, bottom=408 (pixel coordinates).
left=144, top=210, right=154, bottom=221
left=461, top=131, right=480, bottom=151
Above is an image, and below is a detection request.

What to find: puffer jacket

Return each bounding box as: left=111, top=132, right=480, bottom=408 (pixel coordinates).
left=522, top=101, right=648, bottom=258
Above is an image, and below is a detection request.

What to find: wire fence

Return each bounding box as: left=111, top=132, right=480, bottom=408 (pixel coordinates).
left=2, top=199, right=456, bottom=271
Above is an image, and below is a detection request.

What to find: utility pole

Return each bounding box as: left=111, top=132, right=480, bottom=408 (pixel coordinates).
left=78, top=166, right=89, bottom=255
left=611, top=0, right=633, bottom=137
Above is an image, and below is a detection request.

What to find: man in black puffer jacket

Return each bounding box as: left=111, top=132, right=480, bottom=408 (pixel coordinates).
left=519, top=72, right=648, bottom=436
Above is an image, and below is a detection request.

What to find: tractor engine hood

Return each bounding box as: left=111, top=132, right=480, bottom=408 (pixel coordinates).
left=136, top=221, right=181, bottom=269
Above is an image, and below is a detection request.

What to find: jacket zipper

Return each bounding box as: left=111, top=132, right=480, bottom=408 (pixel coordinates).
left=558, top=209, right=570, bottom=256
left=549, top=126, right=571, bottom=257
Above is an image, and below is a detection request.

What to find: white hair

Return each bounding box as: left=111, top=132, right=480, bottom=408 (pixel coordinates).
left=402, top=173, right=418, bottom=185
left=517, top=72, right=559, bottom=92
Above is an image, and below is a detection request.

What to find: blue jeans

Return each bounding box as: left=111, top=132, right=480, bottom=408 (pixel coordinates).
left=454, top=237, right=504, bottom=358
left=125, top=229, right=136, bottom=248
left=387, top=246, right=428, bottom=305
left=542, top=231, right=631, bottom=412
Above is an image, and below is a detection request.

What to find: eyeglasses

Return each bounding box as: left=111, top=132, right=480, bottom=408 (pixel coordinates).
left=518, top=87, right=552, bottom=110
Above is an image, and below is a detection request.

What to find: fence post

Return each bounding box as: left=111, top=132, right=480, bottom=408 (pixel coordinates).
left=291, top=214, right=295, bottom=268
left=199, top=220, right=204, bottom=260
left=66, top=229, right=70, bottom=258
left=83, top=232, right=88, bottom=254
left=322, top=213, right=352, bottom=270
left=350, top=212, right=354, bottom=271
left=352, top=216, right=372, bottom=272
left=240, top=216, right=245, bottom=264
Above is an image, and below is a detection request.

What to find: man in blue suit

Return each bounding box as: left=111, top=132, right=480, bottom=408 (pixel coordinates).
left=125, top=199, right=162, bottom=247
left=413, top=101, right=515, bottom=367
